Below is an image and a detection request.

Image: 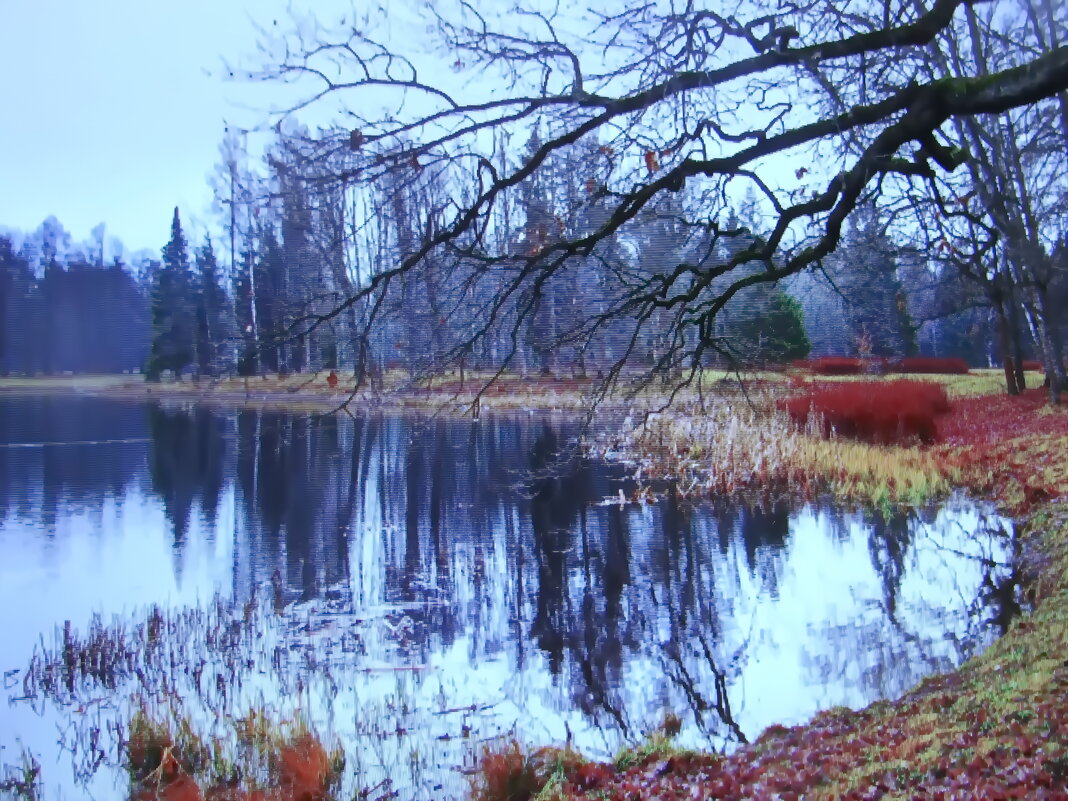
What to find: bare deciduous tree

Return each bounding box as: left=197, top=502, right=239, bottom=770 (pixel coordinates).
left=252, top=0, right=1068, bottom=401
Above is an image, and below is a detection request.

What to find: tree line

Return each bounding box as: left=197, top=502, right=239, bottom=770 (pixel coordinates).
left=1, top=124, right=1061, bottom=388
left=0, top=146, right=1057, bottom=384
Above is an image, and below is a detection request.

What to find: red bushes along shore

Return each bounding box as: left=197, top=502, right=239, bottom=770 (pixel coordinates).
left=780, top=380, right=951, bottom=444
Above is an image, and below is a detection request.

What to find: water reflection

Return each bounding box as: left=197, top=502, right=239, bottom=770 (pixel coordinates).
left=0, top=398, right=1015, bottom=799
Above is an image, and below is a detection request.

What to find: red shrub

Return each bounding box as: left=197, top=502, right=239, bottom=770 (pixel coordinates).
left=889, top=357, right=970, bottom=375
left=1022, top=360, right=1044, bottom=371
left=278, top=735, right=330, bottom=800
left=780, top=380, right=951, bottom=444
left=572, top=762, right=613, bottom=790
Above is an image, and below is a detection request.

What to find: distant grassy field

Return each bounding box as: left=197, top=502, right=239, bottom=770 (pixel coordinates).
left=0, top=374, right=141, bottom=391
left=0, top=366, right=1020, bottom=399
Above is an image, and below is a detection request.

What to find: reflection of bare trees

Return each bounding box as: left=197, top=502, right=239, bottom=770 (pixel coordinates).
left=802, top=504, right=1015, bottom=704
left=659, top=631, right=748, bottom=747
left=866, top=511, right=913, bottom=619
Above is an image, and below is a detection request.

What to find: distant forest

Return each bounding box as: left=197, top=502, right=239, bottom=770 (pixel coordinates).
left=1, top=132, right=1063, bottom=379
left=0, top=221, right=148, bottom=375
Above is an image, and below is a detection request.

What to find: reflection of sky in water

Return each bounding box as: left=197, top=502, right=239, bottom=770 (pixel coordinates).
left=0, top=398, right=1012, bottom=799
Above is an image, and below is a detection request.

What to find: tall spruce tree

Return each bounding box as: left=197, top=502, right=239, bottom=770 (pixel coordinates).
left=232, top=238, right=259, bottom=377
left=253, top=226, right=286, bottom=373
left=194, top=236, right=229, bottom=376
left=145, top=208, right=196, bottom=380
left=830, top=204, right=918, bottom=358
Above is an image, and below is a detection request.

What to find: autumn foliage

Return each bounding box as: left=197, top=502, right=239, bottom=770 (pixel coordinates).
left=471, top=740, right=538, bottom=801
left=277, top=735, right=331, bottom=800
left=780, top=380, right=951, bottom=444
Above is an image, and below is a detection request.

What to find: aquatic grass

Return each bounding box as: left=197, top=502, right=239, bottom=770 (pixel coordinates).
left=592, top=390, right=954, bottom=509
left=0, top=748, right=41, bottom=801
left=469, top=740, right=540, bottom=801
left=22, top=595, right=271, bottom=707
left=469, top=740, right=608, bottom=801
left=125, top=702, right=344, bottom=800
left=16, top=589, right=504, bottom=800
left=125, top=703, right=211, bottom=785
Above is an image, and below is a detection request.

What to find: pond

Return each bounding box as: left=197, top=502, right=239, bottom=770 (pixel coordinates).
left=0, top=396, right=1016, bottom=799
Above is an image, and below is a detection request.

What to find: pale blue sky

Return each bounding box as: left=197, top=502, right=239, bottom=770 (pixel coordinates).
left=0, top=0, right=303, bottom=254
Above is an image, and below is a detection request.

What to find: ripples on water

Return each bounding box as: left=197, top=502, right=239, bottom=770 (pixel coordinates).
left=0, top=397, right=1016, bottom=799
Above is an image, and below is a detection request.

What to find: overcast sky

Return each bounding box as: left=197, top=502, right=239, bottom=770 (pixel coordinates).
left=0, top=0, right=308, bottom=254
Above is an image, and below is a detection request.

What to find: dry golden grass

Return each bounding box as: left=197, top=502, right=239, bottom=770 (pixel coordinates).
left=594, top=386, right=953, bottom=509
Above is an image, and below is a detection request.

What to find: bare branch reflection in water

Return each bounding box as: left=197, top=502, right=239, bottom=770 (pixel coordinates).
left=0, top=398, right=1017, bottom=799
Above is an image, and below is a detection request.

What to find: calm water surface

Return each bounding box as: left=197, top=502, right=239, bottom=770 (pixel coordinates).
left=0, top=396, right=1014, bottom=799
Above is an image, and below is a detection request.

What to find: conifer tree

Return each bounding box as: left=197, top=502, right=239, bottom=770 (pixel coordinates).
left=194, top=236, right=229, bottom=376
left=831, top=204, right=918, bottom=358
left=145, top=208, right=196, bottom=380
left=734, top=291, right=811, bottom=364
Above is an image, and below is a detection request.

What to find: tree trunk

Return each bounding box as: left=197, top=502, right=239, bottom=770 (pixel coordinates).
left=1033, top=284, right=1066, bottom=403
left=1009, top=308, right=1028, bottom=392
left=995, top=300, right=1021, bottom=395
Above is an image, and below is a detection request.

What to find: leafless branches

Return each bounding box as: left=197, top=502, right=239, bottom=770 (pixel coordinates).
left=247, top=0, right=1068, bottom=399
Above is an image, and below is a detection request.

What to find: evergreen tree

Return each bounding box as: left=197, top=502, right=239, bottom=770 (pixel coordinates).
left=232, top=239, right=258, bottom=377
left=0, top=237, right=34, bottom=376
left=145, top=208, right=196, bottom=380
left=734, top=290, right=811, bottom=363
left=194, top=236, right=229, bottom=376
left=830, top=203, right=918, bottom=357
left=715, top=205, right=794, bottom=365
left=253, top=226, right=286, bottom=373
